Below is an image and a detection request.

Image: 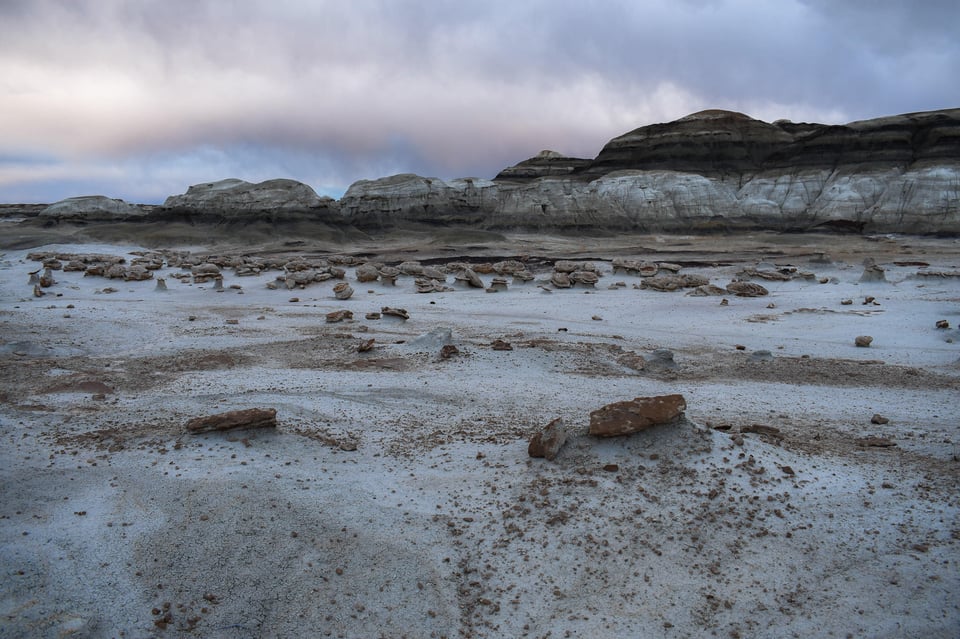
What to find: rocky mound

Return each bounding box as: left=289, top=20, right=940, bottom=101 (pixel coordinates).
left=39, top=196, right=149, bottom=221
left=162, top=178, right=340, bottom=222
left=344, top=108, right=960, bottom=234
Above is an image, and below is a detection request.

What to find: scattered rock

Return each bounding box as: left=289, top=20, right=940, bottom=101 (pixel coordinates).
left=358, top=338, right=375, bottom=353
left=455, top=268, right=484, bottom=288
left=725, top=281, right=769, bottom=297
left=491, top=339, right=513, bottom=351
left=381, top=307, right=409, bottom=320
left=487, top=277, right=509, bottom=292
left=859, top=258, right=887, bottom=283
left=365, top=312, right=381, bottom=320
left=871, top=414, right=890, bottom=425
left=440, top=344, right=460, bottom=359
left=355, top=263, right=379, bottom=282
left=333, top=282, right=354, bottom=300
left=936, top=319, right=950, bottom=329
left=855, top=335, right=874, bottom=347
left=155, top=278, right=168, bottom=291
left=378, top=266, right=400, bottom=286
left=527, top=417, right=567, bottom=461
left=588, top=394, right=686, bottom=437
left=592, top=315, right=603, bottom=321
left=415, top=278, right=453, bottom=293
left=225, top=319, right=239, bottom=325
left=570, top=270, right=599, bottom=287
left=185, top=408, right=277, bottom=433
left=841, top=299, right=853, bottom=305
left=640, top=275, right=681, bottom=292
left=550, top=272, right=572, bottom=288
left=326, top=309, right=353, bottom=323
left=686, top=284, right=728, bottom=296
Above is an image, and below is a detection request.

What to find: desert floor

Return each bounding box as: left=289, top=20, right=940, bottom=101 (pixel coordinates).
left=1, top=227, right=958, bottom=638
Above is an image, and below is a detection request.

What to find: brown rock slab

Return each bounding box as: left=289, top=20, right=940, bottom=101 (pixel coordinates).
left=326, top=309, right=353, bottom=323
left=528, top=417, right=567, bottom=461
left=588, top=394, right=686, bottom=437
left=185, top=408, right=277, bottom=433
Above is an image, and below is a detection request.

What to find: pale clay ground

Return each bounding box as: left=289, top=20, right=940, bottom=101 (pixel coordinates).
left=0, top=231, right=958, bottom=639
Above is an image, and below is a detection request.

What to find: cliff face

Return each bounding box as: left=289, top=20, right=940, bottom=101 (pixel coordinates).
left=343, top=108, right=960, bottom=233
left=29, top=108, right=960, bottom=234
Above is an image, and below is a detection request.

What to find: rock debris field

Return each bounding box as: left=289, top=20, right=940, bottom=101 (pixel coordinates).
left=1, top=230, right=958, bottom=638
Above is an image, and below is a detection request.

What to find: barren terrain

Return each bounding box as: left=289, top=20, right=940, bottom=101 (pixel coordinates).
left=1, top=228, right=958, bottom=638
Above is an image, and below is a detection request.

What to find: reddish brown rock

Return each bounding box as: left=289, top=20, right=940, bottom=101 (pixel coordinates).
left=326, top=309, right=353, bottom=323
left=528, top=417, right=567, bottom=461
left=185, top=408, right=277, bottom=433
left=588, top=394, right=686, bottom=437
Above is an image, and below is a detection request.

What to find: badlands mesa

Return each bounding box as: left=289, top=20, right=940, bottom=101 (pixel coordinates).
left=1, top=109, right=959, bottom=638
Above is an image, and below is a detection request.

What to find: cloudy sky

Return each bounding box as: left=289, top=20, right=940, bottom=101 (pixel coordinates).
left=2, top=0, right=958, bottom=204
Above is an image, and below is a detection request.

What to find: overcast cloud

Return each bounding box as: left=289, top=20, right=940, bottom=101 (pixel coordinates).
left=1, top=0, right=958, bottom=203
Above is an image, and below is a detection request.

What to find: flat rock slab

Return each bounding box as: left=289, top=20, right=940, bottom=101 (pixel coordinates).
left=589, top=394, right=686, bottom=437
left=185, top=408, right=278, bottom=433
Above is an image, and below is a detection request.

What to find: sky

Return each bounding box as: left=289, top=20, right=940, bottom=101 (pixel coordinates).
left=1, top=0, right=958, bottom=204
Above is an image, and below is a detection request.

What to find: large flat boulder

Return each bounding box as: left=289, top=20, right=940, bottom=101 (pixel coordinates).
left=588, top=394, right=687, bottom=437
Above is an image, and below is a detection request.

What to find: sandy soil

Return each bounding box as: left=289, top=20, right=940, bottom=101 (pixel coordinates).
left=1, top=229, right=958, bottom=638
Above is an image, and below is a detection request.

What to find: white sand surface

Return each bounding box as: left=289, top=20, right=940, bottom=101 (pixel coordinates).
left=1, top=233, right=958, bottom=638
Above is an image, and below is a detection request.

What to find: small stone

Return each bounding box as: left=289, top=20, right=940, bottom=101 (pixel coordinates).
left=225, top=319, right=239, bottom=325
left=871, top=413, right=889, bottom=425
left=855, top=335, right=873, bottom=347
left=841, top=299, right=853, bottom=305
left=935, top=319, right=950, bottom=329
left=440, top=344, right=459, bottom=359
left=365, top=312, right=381, bottom=320
left=358, top=338, right=375, bottom=353
left=381, top=307, right=409, bottom=320
left=720, top=298, right=729, bottom=306
left=602, top=464, right=619, bottom=472
left=491, top=339, right=513, bottom=351
left=592, top=315, right=602, bottom=321
left=288, top=297, right=300, bottom=303
left=333, top=282, right=354, bottom=300
left=326, top=309, right=353, bottom=323
left=725, top=281, right=769, bottom=297
left=527, top=417, right=567, bottom=461
left=339, top=440, right=358, bottom=452
left=735, top=344, right=746, bottom=350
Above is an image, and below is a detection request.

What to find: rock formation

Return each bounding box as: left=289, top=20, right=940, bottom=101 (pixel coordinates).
left=40, top=196, right=147, bottom=221
left=163, top=178, right=339, bottom=222
left=341, top=108, right=960, bottom=234
left=16, top=108, right=960, bottom=234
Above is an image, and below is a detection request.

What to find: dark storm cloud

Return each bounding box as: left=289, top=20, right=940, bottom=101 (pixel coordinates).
left=1, top=0, right=958, bottom=202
